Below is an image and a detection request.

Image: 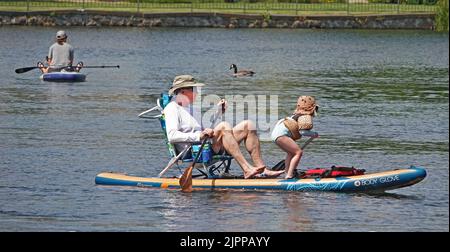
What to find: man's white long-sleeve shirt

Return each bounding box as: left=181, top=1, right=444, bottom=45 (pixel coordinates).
left=163, top=101, right=202, bottom=148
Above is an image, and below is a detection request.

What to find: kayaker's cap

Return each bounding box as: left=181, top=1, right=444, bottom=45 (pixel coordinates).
left=168, top=75, right=204, bottom=96
left=295, top=96, right=319, bottom=116
left=56, top=30, right=67, bottom=40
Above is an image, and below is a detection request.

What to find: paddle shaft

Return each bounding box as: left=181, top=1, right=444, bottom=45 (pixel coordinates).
left=301, top=137, right=315, bottom=150
left=81, top=65, right=120, bottom=68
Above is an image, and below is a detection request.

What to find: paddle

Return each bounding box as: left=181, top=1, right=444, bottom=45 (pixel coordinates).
left=15, top=65, right=119, bottom=74
left=179, top=101, right=225, bottom=192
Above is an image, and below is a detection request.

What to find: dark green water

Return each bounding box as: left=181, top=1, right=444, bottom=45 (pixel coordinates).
left=0, top=26, right=448, bottom=231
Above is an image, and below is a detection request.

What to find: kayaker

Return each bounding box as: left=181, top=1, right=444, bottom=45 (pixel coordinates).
left=164, top=75, right=284, bottom=179
left=38, top=30, right=82, bottom=73
left=271, top=96, right=319, bottom=179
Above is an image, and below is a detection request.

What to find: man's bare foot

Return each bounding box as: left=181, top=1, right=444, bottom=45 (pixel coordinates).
left=243, top=165, right=265, bottom=179
left=261, top=169, right=284, bottom=178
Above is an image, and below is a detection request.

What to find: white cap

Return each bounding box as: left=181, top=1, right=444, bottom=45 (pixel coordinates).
left=56, top=30, right=67, bottom=39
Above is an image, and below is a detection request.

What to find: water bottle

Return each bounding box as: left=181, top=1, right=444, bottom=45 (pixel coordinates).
left=201, top=144, right=212, bottom=163
left=191, top=144, right=211, bottom=163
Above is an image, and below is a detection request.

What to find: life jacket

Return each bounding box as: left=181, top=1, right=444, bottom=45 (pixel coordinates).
left=298, top=166, right=365, bottom=178
left=283, top=117, right=301, bottom=140
left=283, top=114, right=314, bottom=141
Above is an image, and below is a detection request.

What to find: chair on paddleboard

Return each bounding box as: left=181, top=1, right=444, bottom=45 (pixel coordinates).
left=139, top=93, right=234, bottom=179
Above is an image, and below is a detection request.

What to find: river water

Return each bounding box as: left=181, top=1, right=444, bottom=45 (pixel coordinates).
left=0, top=26, right=448, bottom=232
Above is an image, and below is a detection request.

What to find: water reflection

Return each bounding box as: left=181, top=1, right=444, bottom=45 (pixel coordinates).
left=278, top=194, right=314, bottom=232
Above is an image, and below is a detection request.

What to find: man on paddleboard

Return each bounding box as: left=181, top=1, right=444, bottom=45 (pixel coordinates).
left=164, top=75, right=283, bottom=179
left=38, top=30, right=81, bottom=73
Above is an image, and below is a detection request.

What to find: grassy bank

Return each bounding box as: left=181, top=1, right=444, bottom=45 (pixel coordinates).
left=0, top=1, right=438, bottom=15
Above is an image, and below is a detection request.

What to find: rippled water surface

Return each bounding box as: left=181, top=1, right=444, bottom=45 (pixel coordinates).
left=0, top=26, right=448, bottom=231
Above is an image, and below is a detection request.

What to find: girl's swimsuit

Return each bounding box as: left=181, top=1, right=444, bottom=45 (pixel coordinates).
left=271, top=119, right=292, bottom=142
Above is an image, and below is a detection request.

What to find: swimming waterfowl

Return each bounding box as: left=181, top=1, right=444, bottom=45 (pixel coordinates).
left=229, top=64, right=255, bottom=77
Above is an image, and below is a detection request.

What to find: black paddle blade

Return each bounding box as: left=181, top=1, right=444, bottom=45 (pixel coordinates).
left=15, top=67, right=39, bottom=74
left=272, top=160, right=286, bottom=171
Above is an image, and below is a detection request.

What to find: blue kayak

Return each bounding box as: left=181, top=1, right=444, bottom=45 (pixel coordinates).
left=40, top=71, right=86, bottom=82
left=95, top=166, right=426, bottom=193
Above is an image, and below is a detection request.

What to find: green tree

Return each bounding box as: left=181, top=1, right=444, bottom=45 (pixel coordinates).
left=435, top=0, right=449, bottom=32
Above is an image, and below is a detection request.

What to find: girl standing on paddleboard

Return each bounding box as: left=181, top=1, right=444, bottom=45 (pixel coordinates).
left=271, top=96, right=319, bottom=179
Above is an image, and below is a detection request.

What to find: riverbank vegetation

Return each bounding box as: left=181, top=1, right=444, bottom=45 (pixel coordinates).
left=0, top=0, right=439, bottom=15
left=435, top=0, right=449, bottom=31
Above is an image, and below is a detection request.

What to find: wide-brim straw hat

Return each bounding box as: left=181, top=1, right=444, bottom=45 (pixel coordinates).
left=296, top=96, right=319, bottom=116
left=168, top=75, right=205, bottom=96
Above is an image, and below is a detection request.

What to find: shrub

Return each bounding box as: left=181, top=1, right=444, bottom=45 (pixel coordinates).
left=406, top=0, right=438, bottom=4
left=435, top=0, right=449, bottom=32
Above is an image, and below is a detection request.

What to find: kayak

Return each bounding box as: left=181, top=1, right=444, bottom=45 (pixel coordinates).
left=95, top=166, right=426, bottom=192
left=40, top=71, right=86, bottom=82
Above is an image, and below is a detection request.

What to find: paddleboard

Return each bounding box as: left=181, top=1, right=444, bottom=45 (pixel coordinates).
left=95, top=166, right=426, bottom=192
left=40, top=71, right=86, bottom=82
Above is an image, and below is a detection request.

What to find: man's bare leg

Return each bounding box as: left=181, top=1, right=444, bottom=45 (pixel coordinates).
left=232, top=120, right=283, bottom=178
left=212, top=122, right=264, bottom=178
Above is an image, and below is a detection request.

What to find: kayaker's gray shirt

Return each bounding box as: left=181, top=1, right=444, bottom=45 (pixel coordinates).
left=48, top=42, right=74, bottom=68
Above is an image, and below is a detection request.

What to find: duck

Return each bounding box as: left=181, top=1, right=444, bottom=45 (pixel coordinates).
left=229, top=64, right=255, bottom=77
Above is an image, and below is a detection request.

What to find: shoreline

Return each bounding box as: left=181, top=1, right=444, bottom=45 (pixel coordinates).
left=0, top=10, right=435, bottom=29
